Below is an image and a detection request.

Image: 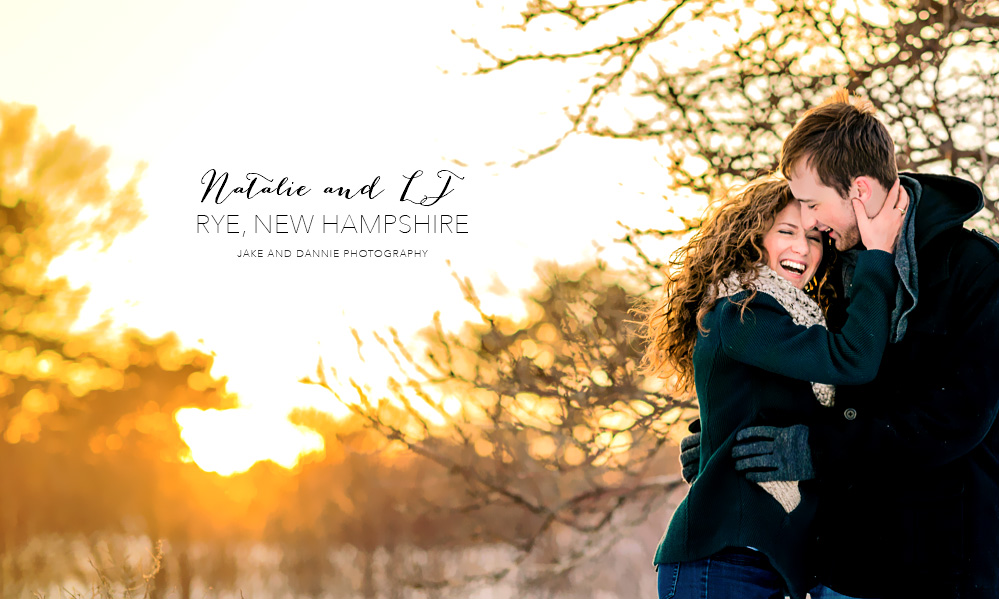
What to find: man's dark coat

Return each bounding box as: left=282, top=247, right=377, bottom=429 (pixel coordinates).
left=811, top=172, right=999, bottom=598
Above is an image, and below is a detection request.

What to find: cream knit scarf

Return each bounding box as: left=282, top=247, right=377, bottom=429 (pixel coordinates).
left=714, top=265, right=834, bottom=513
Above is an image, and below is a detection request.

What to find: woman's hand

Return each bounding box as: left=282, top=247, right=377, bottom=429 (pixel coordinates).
left=852, top=178, right=909, bottom=253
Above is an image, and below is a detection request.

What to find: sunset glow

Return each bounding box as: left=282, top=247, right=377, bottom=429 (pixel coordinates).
left=175, top=407, right=325, bottom=475
left=5, top=0, right=894, bottom=474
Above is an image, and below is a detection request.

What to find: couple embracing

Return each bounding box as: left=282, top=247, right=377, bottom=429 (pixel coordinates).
left=638, top=90, right=999, bottom=599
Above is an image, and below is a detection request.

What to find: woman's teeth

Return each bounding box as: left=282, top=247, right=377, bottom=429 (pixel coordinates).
left=780, top=259, right=806, bottom=275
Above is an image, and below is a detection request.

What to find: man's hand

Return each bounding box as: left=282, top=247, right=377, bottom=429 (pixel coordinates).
left=679, top=419, right=701, bottom=485
left=731, top=424, right=816, bottom=482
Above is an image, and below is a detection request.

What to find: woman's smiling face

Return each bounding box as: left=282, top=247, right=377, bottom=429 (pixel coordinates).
left=762, top=201, right=823, bottom=289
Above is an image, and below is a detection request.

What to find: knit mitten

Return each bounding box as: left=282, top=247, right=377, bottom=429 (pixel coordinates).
left=731, top=424, right=815, bottom=482
left=679, top=419, right=702, bottom=484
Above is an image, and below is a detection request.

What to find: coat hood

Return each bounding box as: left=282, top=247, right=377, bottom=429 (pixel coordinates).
left=902, top=172, right=985, bottom=250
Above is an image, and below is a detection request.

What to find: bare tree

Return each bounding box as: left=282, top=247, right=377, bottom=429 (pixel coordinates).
left=289, top=3, right=999, bottom=594
left=0, top=102, right=239, bottom=599
left=459, top=0, right=999, bottom=233
left=301, top=259, right=688, bottom=593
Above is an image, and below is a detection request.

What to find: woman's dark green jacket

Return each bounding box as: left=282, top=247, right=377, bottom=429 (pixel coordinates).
left=653, top=250, right=898, bottom=599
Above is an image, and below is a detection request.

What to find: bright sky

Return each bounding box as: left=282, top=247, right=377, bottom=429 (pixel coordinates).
left=1, top=0, right=695, bottom=474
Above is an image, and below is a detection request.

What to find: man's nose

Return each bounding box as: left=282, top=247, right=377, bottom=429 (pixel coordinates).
left=800, top=210, right=817, bottom=230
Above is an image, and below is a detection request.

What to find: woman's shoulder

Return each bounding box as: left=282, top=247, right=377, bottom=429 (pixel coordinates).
left=708, top=291, right=790, bottom=328
left=695, top=292, right=790, bottom=348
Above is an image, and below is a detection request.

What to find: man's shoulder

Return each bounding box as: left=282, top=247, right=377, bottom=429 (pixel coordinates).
left=947, top=228, right=999, bottom=271
left=910, top=227, right=998, bottom=298
left=920, top=228, right=999, bottom=299
left=921, top=225, right=998, bottom=262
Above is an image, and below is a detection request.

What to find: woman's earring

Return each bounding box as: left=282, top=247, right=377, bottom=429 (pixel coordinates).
left=804, top=276, right=818, bottom=295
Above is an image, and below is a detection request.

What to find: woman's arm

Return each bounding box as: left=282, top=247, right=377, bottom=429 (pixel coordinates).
left=718, top=250, right=897, bottom=385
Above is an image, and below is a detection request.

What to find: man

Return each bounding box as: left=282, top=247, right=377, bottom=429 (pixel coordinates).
left=681, top=91, right=999, bottom=598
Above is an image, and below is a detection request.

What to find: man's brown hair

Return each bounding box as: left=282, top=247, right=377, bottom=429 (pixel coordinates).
left=779, top=89, right=898, bottom=198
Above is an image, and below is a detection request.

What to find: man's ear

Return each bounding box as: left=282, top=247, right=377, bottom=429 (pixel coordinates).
left=849, top=177, right=873, bottom=202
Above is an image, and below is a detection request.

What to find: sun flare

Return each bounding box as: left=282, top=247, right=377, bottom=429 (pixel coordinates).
left=175, top=407, right=325, bottom=476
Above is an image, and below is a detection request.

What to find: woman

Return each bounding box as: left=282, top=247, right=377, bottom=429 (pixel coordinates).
left=637, top=175, right=906, bottom=599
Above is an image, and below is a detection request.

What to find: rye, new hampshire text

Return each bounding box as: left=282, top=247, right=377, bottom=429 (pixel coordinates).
left=197, top=214, right=469, bottom=235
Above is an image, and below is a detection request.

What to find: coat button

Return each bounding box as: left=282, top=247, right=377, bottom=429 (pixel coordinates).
left=844, top=408, right=857, bottom=420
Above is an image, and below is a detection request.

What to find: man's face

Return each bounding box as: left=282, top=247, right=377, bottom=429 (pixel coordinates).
left=787, top=160, right=861, bottom=251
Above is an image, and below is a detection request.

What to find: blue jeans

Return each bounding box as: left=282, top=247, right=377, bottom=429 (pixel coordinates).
left=657, top=547, right=787, bottom=599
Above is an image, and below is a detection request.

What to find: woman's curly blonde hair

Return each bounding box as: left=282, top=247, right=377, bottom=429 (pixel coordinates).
left=635, top=175, right=837, bottom=393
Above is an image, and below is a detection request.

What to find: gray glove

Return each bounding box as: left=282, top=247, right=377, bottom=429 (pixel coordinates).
left=679, top=419, right=701, bottom=485
left=731, top=424, right=815, bottom=482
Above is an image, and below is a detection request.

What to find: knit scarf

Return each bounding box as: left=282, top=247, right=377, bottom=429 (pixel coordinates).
left=713, top=265, right=833, bottom=513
